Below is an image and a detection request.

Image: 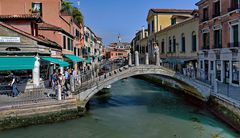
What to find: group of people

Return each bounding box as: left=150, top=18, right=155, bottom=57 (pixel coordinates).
left=49, top=68, right=79, bottom=97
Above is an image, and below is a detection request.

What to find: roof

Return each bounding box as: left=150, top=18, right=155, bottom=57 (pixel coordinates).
left=150, top=9, right=194, bottom=14
left=171, top=15, right=192, bottom=19
left=195, top=0, right=208, bottom=6
left=0, top=21, right=61, bottom=49
left=0, top=14, right=43, bottom=23
left=38, top=22, right=74, bottom=38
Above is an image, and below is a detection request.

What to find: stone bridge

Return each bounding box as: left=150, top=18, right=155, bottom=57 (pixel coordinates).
left=74, top=64, right=211, bottom=107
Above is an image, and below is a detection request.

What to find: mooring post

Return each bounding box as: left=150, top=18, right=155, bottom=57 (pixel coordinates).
left=57, top=84, right=61, bottom=101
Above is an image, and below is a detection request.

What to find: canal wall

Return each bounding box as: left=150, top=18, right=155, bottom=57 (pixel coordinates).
left=208, top=96, right=240, bottom=132
left=137, top=74, right=240, bottom=132
left=136, top=74, right=207, bottom=102
left=0, top=98, right=85, bottom=131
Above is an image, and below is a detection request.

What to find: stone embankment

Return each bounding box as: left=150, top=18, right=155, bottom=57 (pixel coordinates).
left=0, top=98, right=85, bottom=130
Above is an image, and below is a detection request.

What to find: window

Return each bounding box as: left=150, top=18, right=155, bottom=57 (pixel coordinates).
left=192, top=31, right=197, bottom=52
left=74, top=47, right=76, bottom=55
left=168, top=37, right=172, bottom=53
left=151, top=20, right=154, bottom=33
left=148, top=24, right=150, bottom=34
left=216, top=60, right=221, bottom=81
left=63, top=36, right=66, bottom=49
left=210, top=61, right=214, bottom=70
left=203, top=33, right=210, bottom=49
left=232, top=24, right=239, bottom=47
left=232, top=61, right=240, bottom=85
left=71, top=39, right=74, bottom=51
left=213, top=1, right=220, bottom=17
left=171, top=18, right=176, bottom=25
left=161, top=39, right=165, bottom=53
left=229, top=0, right=239, bottom=11
left=88, top=47, right=91, bottom=53
left=173, top=36, right=176, bottom=53
left=214, top=29, right=222, bottom=48
left=76, top=29, right=80, bottom=38
left=203, top=7, right=209, bottom=21
left=67, top=38, right=71, bottom=50
left=32, top=3, right=42, bottom=16
left=181, top=34, right=185, bottom=52
left=78, top=48, right=80, bottom=56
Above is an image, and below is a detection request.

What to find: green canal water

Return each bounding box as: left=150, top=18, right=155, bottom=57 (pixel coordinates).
left=0, top=77, right=238, bottom=138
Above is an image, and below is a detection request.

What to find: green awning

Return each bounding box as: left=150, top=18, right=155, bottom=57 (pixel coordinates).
left=163, top=58, right=185, bottom=64
left=64, top=54, right=84, bottom=62
left=84, top=57, right=93, bottom=64
left=42, top=57, right=69, bottom=67
left=0, top=57, right=35, bottom=71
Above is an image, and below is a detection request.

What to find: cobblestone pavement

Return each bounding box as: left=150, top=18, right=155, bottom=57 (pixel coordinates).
left=0, top=88, right=56, bottom=108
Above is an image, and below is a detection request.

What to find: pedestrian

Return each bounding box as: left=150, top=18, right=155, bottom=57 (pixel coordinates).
left=64, top=69, right=70, bottom=91
left=49, top=71, right=57, bottom=97
left=10, top=73, right=19, bottom=97
left=73, top=69, right=78, bottom=80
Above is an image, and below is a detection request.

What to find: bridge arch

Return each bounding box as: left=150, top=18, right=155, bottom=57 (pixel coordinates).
left=76, top=65, right=211, bottom=107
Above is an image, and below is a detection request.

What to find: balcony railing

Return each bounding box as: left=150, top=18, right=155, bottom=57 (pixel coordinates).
left=228, top=42, right=240, bottom=48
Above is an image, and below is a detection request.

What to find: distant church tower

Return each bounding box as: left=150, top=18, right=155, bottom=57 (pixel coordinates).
left=117, top=33, right=122, bottom=43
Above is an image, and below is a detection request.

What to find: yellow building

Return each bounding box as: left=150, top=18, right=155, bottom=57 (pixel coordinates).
left=155, top=13, right=199, bottom=76
left=146, top=9, right=194, bottom=60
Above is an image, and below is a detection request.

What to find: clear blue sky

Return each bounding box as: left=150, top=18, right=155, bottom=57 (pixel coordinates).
left=70, top=0, right=198, bottom=46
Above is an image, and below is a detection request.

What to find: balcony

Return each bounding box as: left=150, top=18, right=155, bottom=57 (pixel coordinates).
left=228, top=42, right=240, bottom=48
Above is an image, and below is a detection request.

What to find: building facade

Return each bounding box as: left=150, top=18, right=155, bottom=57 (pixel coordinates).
left=105, top=42, right=131, bottom=60
left=0, top=0, right=85, bottom=59
left=146, top=9, right=194, bottom=61
left=196, top=0, right=240, bottom=86
left=156, top=14, right=199, bottom=76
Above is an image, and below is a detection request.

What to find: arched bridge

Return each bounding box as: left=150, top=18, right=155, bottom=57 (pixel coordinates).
left=74, top=64, right=211, bottom=107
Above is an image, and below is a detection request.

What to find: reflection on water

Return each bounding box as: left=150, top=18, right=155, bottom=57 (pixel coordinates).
left=0, top=77, right=238, bottom=138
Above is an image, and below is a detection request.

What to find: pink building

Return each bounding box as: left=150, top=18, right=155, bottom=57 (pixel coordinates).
left=196, top=0, right=240, bottom=86
left=0, top=0, right=84, bottom=58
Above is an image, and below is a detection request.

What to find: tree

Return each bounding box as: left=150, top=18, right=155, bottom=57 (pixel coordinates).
left=61, top=0, right=84, bottom=24
left=72, top=7, right=84, bottom=24
left=61, top=0, right=72, bottom=15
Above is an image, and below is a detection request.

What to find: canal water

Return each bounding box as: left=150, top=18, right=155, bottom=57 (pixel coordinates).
left=0, top=77, right=238, bottom=138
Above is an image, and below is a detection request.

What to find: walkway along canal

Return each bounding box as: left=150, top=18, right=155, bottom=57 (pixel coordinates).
left=0, top=77, right=238, bottom=138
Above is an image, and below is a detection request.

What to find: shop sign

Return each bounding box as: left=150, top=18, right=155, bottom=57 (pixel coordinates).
left=0, top=36, right=21, bottom=43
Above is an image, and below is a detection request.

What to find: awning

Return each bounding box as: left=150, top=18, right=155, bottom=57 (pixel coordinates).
left=162, top=57, right=197, bottom=65
left=64, top=54, right=84, bottom=63
left=85, top=57, right=93, bottom=64
left=42, top=57, right=69, bottom=67
left=0, top=57, right=35, bottom=71
left=162, top=58, right=184, bottom=64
